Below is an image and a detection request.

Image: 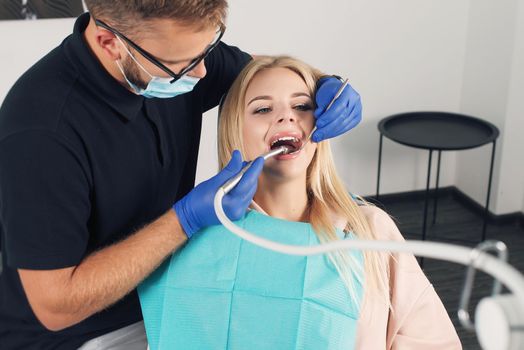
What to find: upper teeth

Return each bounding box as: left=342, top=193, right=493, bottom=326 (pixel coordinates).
left=271, top=136, right=298, bottom=147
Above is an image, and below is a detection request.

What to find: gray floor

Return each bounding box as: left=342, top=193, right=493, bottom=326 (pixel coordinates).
left=376, top=192, right=524, bottom=350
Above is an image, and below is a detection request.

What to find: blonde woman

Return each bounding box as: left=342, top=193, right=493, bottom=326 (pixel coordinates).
left=138, top=56, right=462, bottom=349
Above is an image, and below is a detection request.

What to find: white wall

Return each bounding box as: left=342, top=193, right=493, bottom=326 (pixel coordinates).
left=0, top=18, right=75, bottom=100
left=1, top=1, right=522, bottom=214
left=457, top=0, right=524, bottom=215
left=198, top=0, right=470, bottom=197
left=498, top=0, right=524, bottom=215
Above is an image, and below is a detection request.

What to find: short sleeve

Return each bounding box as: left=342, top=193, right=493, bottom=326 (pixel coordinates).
left=197, top=41, right=252, bottom=112
left=0, top=131, right=91, bottom=270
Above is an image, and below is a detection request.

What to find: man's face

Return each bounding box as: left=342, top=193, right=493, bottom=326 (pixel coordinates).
left=118, top=19, right=218, bottom=89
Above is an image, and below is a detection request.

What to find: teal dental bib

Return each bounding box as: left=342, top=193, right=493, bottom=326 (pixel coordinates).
left=138, top=210, right=364, bottom=350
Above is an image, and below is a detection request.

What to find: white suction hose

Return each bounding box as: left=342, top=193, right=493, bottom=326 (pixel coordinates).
left=213, top=187, right=524, bottom=350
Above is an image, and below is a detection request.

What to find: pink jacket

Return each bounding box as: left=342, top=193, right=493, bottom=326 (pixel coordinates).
left=354, top=206, right=462, bottom=349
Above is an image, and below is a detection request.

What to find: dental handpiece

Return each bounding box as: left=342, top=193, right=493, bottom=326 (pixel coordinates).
left=220, top=146, right=290, bottom=194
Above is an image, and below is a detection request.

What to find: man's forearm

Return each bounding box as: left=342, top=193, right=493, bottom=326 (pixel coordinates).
left=20, top=209, right=188, bottom=330
left=67, top=209, right=186, bottom=315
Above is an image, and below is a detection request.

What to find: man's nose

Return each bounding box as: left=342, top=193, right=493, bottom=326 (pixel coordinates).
left=188, top=60, right=207, bottom=79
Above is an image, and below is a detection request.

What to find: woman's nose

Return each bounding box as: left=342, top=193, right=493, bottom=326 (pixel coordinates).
left=277, top=113, right=296, bottom=124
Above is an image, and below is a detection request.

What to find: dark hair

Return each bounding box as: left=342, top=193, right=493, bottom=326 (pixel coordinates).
left=84, top=0, right=227, bottom=35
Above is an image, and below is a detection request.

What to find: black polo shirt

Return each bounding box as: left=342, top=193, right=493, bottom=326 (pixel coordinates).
left=0, top=13, right=251, bottom=349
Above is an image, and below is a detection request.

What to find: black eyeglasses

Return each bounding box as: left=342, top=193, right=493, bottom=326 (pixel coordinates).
left=95, top=19, right=225, bottom=83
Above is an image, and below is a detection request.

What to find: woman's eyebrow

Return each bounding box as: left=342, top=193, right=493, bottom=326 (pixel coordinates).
left=248, top=95, right=273, bottom=106
left=247, top=92, right=311, bottom=106
left=291, top=92, right=311, bottom=98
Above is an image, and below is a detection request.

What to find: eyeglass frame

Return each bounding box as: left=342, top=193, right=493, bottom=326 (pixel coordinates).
left=94, top=18, right=225, bottom=83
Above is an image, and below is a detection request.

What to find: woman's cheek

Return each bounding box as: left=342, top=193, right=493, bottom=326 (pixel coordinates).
left=306, top=114, right=316, bottom=131
left=242, top=135, right=262, bottom=159
left=306, top=143, right=317, bottom=162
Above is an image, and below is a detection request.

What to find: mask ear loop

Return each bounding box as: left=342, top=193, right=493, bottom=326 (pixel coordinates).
left=114, top=59, right=142, bottom=95
left=115, top=36, right=154, bottom=79
left=113, top=41, right=147, bottom=95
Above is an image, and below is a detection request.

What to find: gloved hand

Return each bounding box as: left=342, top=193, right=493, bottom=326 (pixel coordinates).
left=312, top=76, right=362, bottom=142
left=173, top=150, right=264, bottom=238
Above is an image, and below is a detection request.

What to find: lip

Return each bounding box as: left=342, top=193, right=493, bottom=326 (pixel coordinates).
left=267, top=131, right=305, bottom=160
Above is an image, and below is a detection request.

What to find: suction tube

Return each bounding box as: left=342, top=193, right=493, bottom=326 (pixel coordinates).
left=213, top=163, right=524, bottom=349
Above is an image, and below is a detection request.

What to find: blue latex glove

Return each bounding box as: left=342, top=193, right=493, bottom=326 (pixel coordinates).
left=173, top=150, right=264, bottom=238
left=312, top=76, right=362, bottom=142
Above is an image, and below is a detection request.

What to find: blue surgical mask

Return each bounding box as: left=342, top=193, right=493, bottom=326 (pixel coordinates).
left=115, top=37, right=200, bottom=99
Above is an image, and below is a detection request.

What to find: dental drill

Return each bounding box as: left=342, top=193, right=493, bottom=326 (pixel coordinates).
left=220, top=145, right=291, bottom=194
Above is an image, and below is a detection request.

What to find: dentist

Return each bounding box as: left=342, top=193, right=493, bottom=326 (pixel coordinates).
left=0, top=1, right=362, bottom=349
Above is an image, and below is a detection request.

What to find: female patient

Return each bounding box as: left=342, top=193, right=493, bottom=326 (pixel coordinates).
left=139, top=56, right=461, bottom=349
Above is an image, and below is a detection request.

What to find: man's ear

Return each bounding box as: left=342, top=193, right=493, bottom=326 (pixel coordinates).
left=95, top=28, right=121, bottom=61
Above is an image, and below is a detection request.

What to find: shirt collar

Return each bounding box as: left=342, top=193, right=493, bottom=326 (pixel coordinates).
left=63, top=13, right=144, bottom=121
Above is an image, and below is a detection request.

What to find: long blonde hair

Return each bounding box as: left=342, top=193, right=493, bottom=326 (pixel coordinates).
left=218, top=56, right=390, bottom=307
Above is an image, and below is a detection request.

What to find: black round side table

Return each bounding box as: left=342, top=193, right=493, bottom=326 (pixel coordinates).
left=376, top=112, right=500, bottom=242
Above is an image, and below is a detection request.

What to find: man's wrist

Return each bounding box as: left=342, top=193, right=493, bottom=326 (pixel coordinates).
left=152, top=208, right=189, bottom=249
left=172, top=201, right=196, bottom=239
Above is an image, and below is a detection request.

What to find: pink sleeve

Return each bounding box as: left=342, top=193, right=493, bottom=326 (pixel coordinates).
left=357, top=206, right=462, bottom=349
left=388, top=283, right=462, bottom=349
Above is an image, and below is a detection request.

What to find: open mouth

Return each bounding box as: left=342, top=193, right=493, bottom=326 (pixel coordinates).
left=269, top=136, right=303, bottom=154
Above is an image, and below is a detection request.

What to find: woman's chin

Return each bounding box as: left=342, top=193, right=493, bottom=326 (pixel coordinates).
left=263, top=151, right=311, bottom=174
left=263, top=164, right=308, bottom=181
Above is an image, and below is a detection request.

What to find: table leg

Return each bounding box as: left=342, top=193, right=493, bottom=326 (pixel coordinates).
left=482, top=140, right=497, bottom=241
left=432, top=151, right=442, bottom=225
left=422, top=150, right=433, bottom=242
left=376, top=134, right=383, bottom=200
left=419, top=150, right=433, bottom=268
